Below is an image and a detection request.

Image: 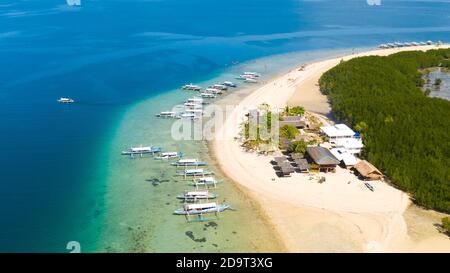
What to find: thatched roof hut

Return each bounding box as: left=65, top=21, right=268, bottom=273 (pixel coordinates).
left=353, top=160, right=382, bottom=180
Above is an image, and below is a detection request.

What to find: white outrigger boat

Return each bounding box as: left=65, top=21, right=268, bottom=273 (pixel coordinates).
left=58, top=97, right=74, bottom=103
left=184, top=102, right=203, bottom=108
left=171, top=158, right=207, bottom=167
left=205, top=88, right=222, bottom=95
left=177, top=168, right=213, bottom=178
left=186, top=97, right=204, bottom=104
left=156, top=111, right=177, bottom=118
left=210, top=84, right=228, bottom=91
left=179, top=112, right=200, bottom=120
left=200, top=92, right=216, bottom=98
left=155, top=151, right=183, bottom=160
left=182, top=84, right=201, bottom=91
left=223, top=81, right=237, bottom=88
left=243, top=72, right=260, bottom=77
left=174, top=202, right=230, bottom=218
left=191, top=177, right=219, bottom=188
left=176, top=190, right=217, bottom=201
left=121, top=146, right=162, bottom=157
left=244, top=78, right=258, bottom=83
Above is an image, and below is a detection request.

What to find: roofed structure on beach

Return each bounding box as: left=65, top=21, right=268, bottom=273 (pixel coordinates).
left=306, top=146, right=340, bottom=165
left=353, top=160, right=382, bottom=180
left=330, top=148, right=358, bottom=168
left=306, top=146, right=340, bottom=172
left=294, top=158, right=310, bottom=172
left=320, top=124, right=356, bottom=139
left=280, top=116, right=306, bottom=129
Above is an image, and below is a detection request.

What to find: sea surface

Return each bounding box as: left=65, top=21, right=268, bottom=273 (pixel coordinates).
left=1, top=0, right=450, bottom=252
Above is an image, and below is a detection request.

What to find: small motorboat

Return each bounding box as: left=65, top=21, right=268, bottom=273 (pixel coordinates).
left=58, top=97, right=74, bottom=104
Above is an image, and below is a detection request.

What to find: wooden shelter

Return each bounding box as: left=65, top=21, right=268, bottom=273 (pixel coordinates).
left=353, top=160, right=383, bottom=180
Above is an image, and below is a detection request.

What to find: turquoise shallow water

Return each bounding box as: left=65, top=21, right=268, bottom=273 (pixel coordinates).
left=91, top=48, right=360, bottom=252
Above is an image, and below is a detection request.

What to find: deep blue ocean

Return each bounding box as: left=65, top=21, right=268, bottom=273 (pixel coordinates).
left=0, top=0, right=449, bottom=252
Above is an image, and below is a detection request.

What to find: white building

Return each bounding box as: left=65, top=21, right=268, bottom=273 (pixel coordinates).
left=330, top=148, right=359, bottom=168
left=320, top=124, right=363, bottom=155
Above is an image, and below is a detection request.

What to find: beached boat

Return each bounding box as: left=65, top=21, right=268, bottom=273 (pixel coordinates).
left=427, top=40, right=433, bottom=45
left=177, top=168, right=213, bottom=177
left=244, top=78, right=258, bottom=83
left=155, top=151, right=183, bottom=160
left=173, top=202, right=229, bottom=215
left=171, top=158, right=207, bottom=167
left=223, top=81, right=237, bottom=88
left=176, top=190, right=217, bottom=201
left=182, top=84, right=201, bottom=91
left=58, top=97, right=74, bottom=103
left=156, top=111, right=177, bottom=118
left=121, top=146, right=162, bottom=156
left=364, top=182, right=375, bottom=192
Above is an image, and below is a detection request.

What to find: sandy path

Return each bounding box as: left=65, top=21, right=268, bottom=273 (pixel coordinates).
left=212, top=45, right=450, bottom=252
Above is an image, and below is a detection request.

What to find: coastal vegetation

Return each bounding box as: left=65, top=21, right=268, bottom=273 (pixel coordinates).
left=283, top=105, right=305, bottom=116
left=280, top=125, right=299, bottom=140
left=288, top=140, right=307, bottom=156
left=319, top=48, right=450, bottom=212
left=442, top=217, right=450, bottom=235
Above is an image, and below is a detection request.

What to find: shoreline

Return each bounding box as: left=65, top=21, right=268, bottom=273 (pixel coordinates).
left=212, top=44, right=450, bottom=252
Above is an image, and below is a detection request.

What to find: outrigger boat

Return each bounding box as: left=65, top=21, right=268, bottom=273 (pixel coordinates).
left=156, top=111, right=177, bottom=118
left=186, top=97, right=204, bottom=104
left=176, top=190, right=217, bottom=201
left=177, top=168, right=213, bottom=177
left=223, top=81, right=237, bottom=87
left=205, top=88, right=222, bottom=95
left=121, top=146, right=161, bottom=157
left=179, top=112, right=200, bottom=120
left=200, top=92, right=216, bottom=98
left=58, top=97, right=74, bottom=103
left=210, top=84, right=228, bottom=91
left=171, top=158, right=207, bottom=167
left=191, top=177, right=219, bottom=188
left=184, top=102, right=203, bottom=108
left=244, top=78, right=258, bottom=83
left=243, top=72, right=260, bottom=77
left=182, top=84, right=201, bottom=91
left=155, top=151, right=183, bottom=160
left=174, top=202, right=230, bottom=216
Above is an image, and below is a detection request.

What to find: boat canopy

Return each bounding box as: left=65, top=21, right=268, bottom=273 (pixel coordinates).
left=195, top=177, right=216, bottom=183
left=179, top=159, right=197, bottom=163
left=185, top=169, right=203, bottom=174
left=131, top=147, right=152, bottom=152
left=186, top=191, right=209, bottom=196
left=185, top=203, right=217, bottom=210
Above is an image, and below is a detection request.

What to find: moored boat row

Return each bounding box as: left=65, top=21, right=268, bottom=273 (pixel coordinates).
left=378, top=40, right=442, bottom=49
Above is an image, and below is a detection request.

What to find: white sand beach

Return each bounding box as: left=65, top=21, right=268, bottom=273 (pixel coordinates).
left=212, top=45, right=450, bottom=252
